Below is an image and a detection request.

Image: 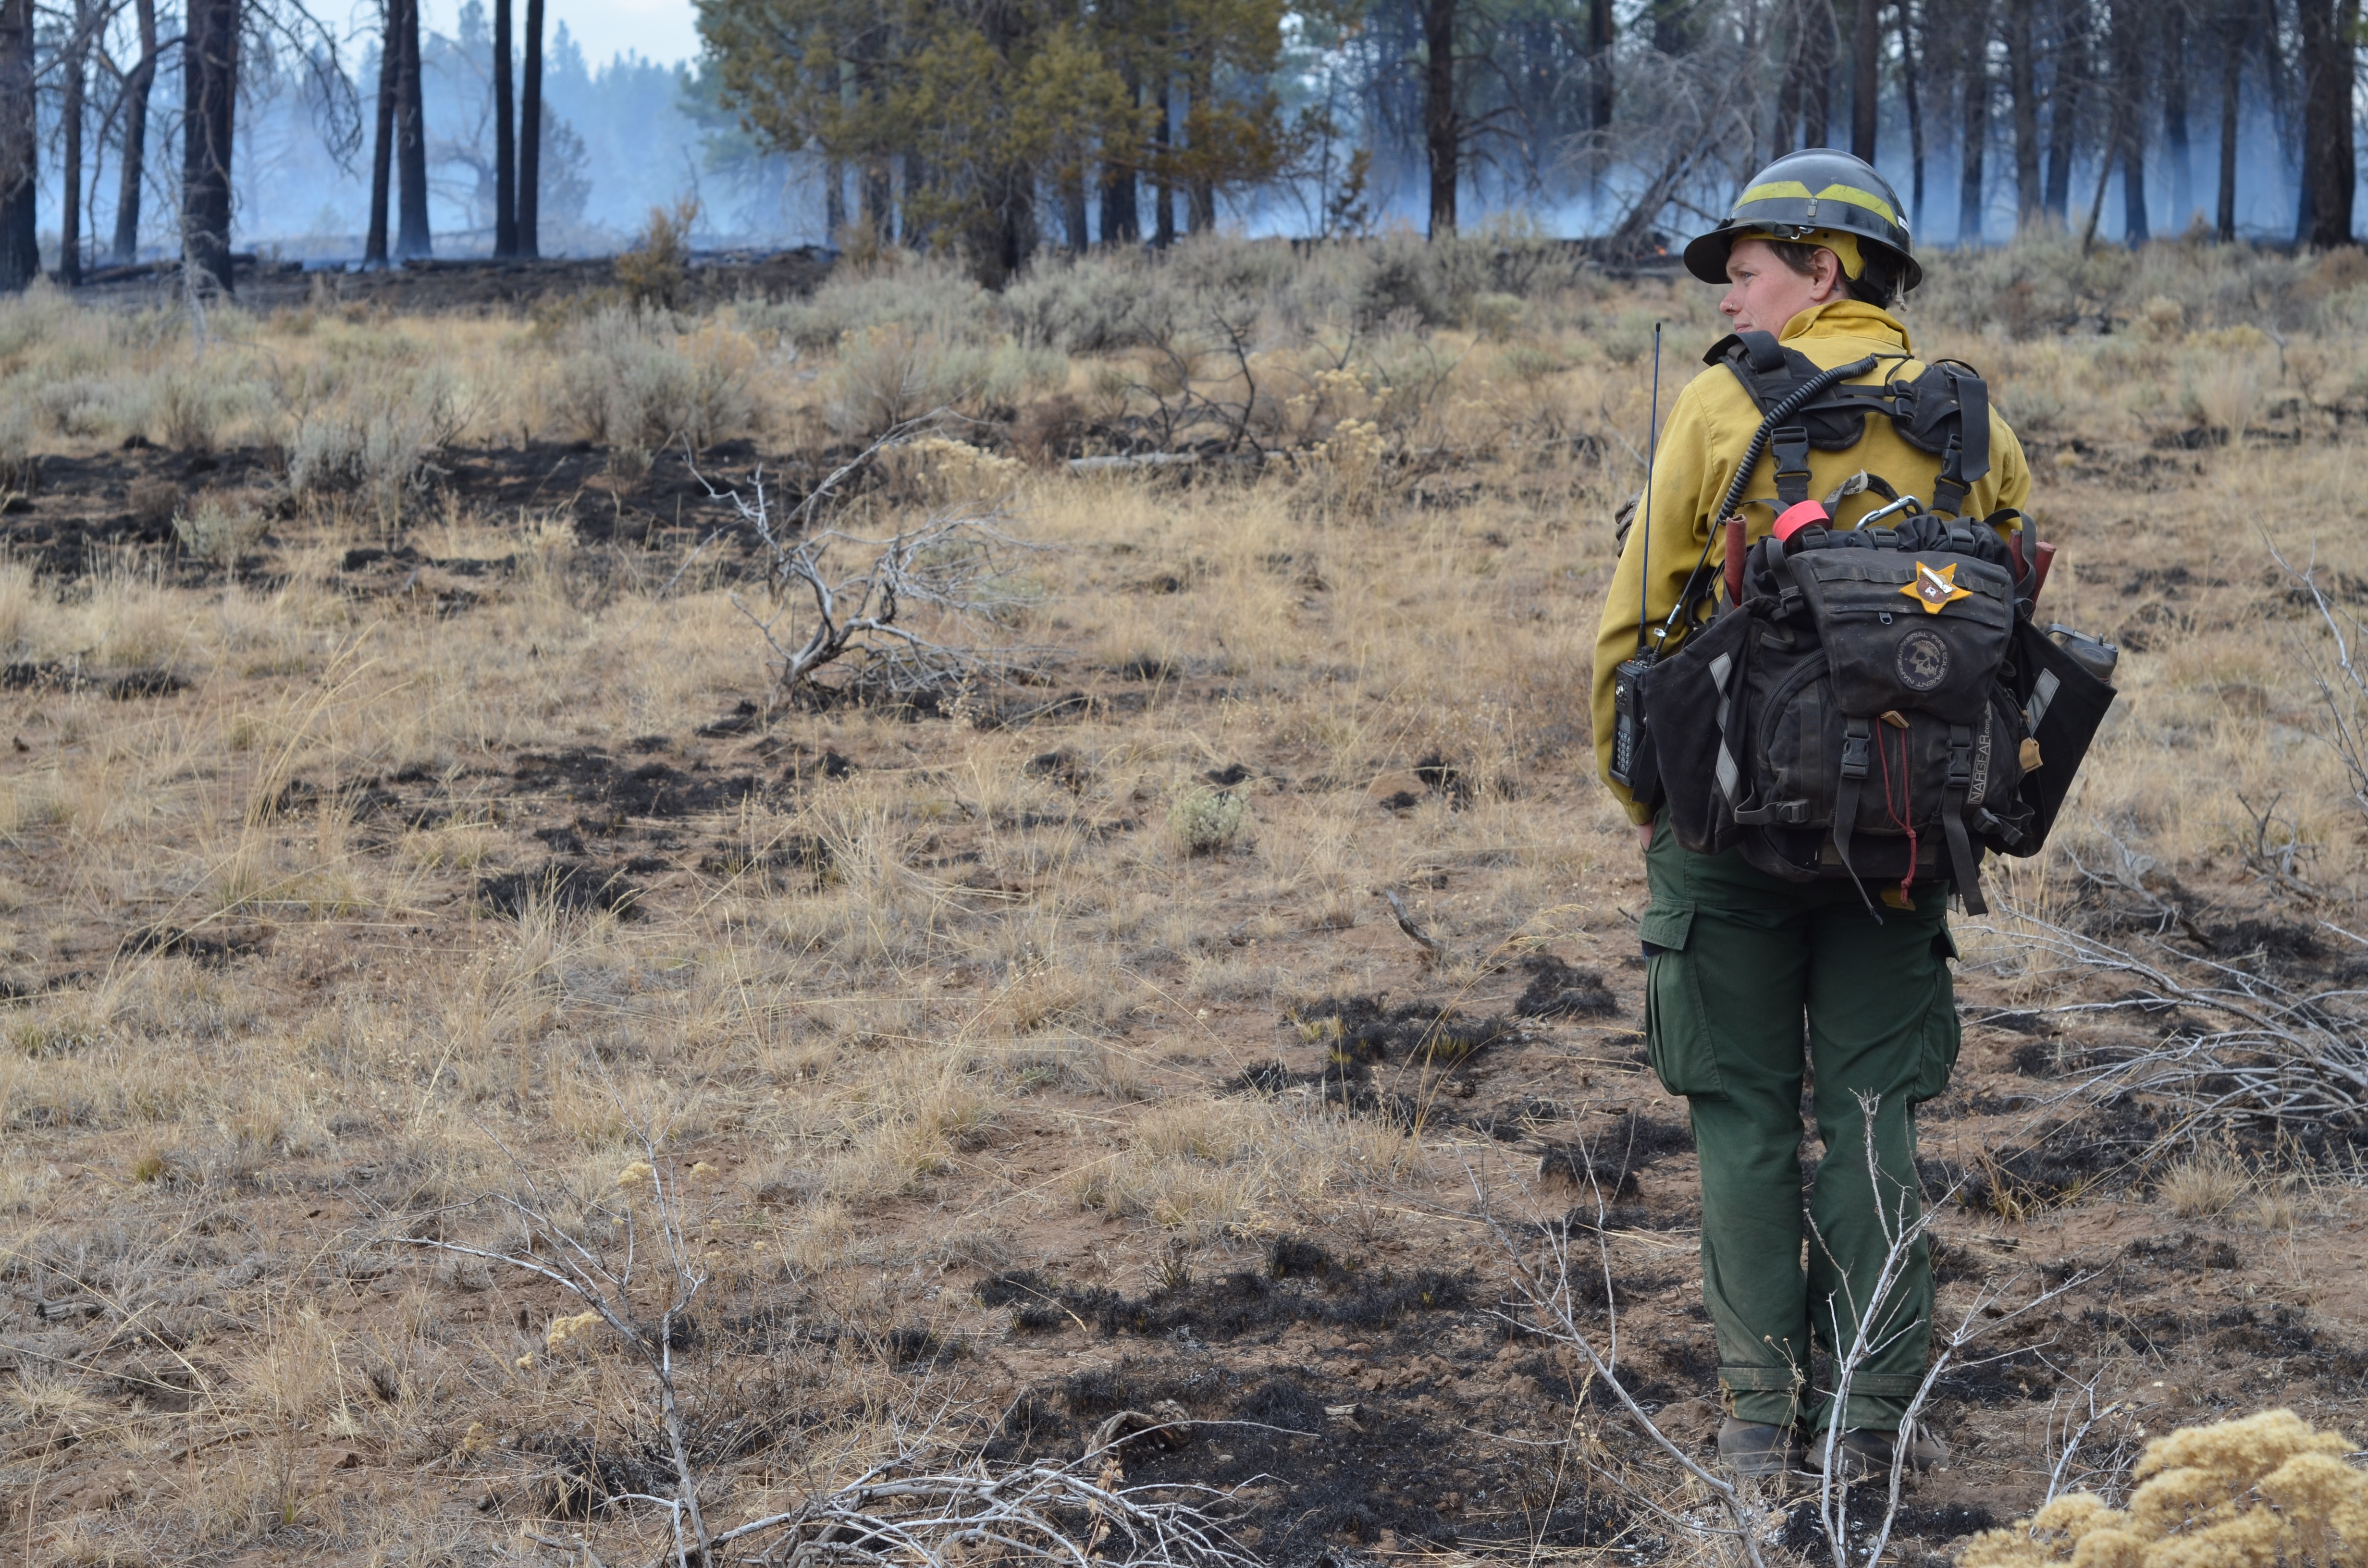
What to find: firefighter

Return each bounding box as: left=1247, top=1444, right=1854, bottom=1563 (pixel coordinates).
left=1590, top=149, right=2034, bottom=1480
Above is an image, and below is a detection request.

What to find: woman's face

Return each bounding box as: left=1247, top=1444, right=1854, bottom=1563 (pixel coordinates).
left=1719, top=237, right=1845, bottom=334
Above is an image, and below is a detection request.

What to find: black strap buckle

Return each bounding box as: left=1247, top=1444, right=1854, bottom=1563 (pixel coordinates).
left=1840, top=722, right=1872, bottom=780
left=1946, top=726, right=1974, bottom=790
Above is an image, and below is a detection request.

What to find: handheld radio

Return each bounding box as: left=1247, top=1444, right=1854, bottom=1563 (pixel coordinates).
left=1608, top=323, right=1664, bottom=793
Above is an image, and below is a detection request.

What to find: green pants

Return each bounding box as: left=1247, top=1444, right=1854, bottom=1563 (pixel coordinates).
left=1640, top=815, right=1961, bottom=1432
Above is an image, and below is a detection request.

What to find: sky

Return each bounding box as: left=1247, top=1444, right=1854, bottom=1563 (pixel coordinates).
left=413, top=0, right=706, bottom=70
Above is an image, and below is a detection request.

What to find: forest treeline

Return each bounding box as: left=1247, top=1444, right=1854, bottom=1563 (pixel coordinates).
left=0, top=0, right=2364, bottom=292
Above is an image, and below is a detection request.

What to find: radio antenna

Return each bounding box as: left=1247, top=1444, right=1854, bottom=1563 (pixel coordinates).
left=1636, top=321, right=1663, bottom=658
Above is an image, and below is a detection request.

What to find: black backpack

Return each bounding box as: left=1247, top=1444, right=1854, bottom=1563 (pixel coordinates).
left=1634, top=335, right=2115, bottom=916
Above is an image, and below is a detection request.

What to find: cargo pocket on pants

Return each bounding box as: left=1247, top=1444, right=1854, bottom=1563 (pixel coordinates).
left=1641, top=905, right=1726, bottom=1099
left=1906, top=931, right=1962, bottom=1106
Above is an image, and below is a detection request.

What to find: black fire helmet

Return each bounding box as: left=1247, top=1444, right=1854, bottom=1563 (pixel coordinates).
left=1682, top=149, right=1922, bottom=295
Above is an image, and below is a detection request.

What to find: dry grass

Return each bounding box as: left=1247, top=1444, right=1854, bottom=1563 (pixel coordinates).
left=4, top=236, right=2368, bottom=1561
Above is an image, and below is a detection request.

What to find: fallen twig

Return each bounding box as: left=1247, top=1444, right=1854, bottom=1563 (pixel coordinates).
left=1379, top=888, right=1448, bottom=965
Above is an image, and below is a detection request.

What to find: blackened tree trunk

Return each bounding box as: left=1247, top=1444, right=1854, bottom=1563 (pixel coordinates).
left=2297, top=0, right=2357, bottom=246
left=2216, top=0, right=2243, bottom=240
left=825, top=158, right=846, bottom=237
left=1187, top=55, right=1214, bottom=232
left=367, top=0, right=398, bottom=265
left=493, top=0, right=517, bottom=255
left=903, top=151, right=931, bottom=247
left=518, top=0, right=542, bottom=254
left=396, top=0, right=432, bottom=258
left=0, top=0, right=40, bottom=291
left=2112, top=0, right=2147, bottom=241
left=2044, top=0, right=2087, bottom=220
left=1587, top=0, right=1615, bottom=143
left=1061, top=167, right=1088, bottom=251
left=2007, top=0, right=2043, bottom=229
left=1152, top=76, right=1174, bottom=247
left=1102, top=67, right=1140, bottom=245
left=60, top=0, right=92, bottom=285
left=1802, top=0, right=1835, bottom=148
left=1423, top=0, right=1457, bottom=236
left=1851, top=0, right=1879, bottom=159
left=2162, top=2, right=2192, bottom=228
left=860, top=159, right=892, bottom=242
left=1896, top=0, right=1926, bottom=230
left=1772, top=0, right=1805, bottom=154
left=111, top=0, right=159, bottom=264
left=1958, top=0, right=1992, bottom=244
left=183, top=0, right=240, bottom=293
left=1100, top=158, right=1138, bottom=243
left=994, top=172, right=1032, bottom=283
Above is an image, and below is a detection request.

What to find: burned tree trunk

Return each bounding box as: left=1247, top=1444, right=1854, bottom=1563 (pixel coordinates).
left=396, top=0, right=433, bottom=258
left=1896, top=0, right=1926, bottom=229
left=2044, top=0, right=2089, bottom=221
left=1851, top=0, right=1879, bottom=160
left=2216, top=0, right=2243, bottom=240
left=0, top=0, right=40, bottom=291
left=519, top=0, right=543, bottom=255
left=2297, top=0, right=2357, bottom=246
left=2111, top=0, right=2148, bottom=242
left=59, top=0, right=92, bottom=286
left=2007, top=0, right=2043, bottom=229
left=1152, top=76, right=1175, bottom=247
left=1587, top=0, right=1615, bottom=145
left=493, top=0, right=518, bottom=256
left=1424, top=0, right=1458, bottom=236
left=1187, top=54, right=1214, bottom=233
left=1801, top=0, right=1836, bottom=149
left=2162, top=1, right=2193, bottom=228
left=1061, top=168, right=1088, bottom=252
left=1101, top=61, right=1140, bottom=250
left=367, top=0, right=397, bottom=265
left=182, top=0, right=241, bottom=293
left=111, top=0, right=159, bottom=264
left=1957, top=0, right=1992, bottom=244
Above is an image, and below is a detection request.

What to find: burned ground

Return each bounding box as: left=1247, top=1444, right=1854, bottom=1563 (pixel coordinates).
left=13, top=250, right=2368, bottom=1567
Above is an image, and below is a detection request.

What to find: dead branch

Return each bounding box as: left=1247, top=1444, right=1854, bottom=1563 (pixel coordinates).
left=1480, top=1103, right=2090, bottom=1568
left=1811, top=1092, right=2096, bottom=1562
left=696, top=448, right=1062, bottom=703
left=1974, top=902, right=2368, bottom=1126
left=704, top=1457, right=1259, bottom=1568
left=2264, top=531, right=2368, bottom=828
left=1379, top=888, right=1448, bottom=966
left=1476, top=1153, right=1778, bottom=1568
left=402, top=1124, right=715, bottom=1566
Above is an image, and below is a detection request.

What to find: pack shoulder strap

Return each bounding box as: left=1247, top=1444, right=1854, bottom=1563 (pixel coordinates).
left=1708, top=331, right=1869, bottom=451
left=1708, top=331, right=1991, bottom=516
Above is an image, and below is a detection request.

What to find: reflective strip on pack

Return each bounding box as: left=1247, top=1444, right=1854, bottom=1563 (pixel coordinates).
left=1710, top=652, right=1740, bottom=803
left=2026, top=668, right=2060, bottom=732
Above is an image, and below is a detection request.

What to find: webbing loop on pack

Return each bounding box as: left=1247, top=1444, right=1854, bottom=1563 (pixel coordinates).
left=1772, top=427, right=1813, bottom=508
left=1832, top=718, right=1878, bottom=919
left=1933, top=432, right=1969, bottom=517
left=1942, top=724, right=1986, bottom=915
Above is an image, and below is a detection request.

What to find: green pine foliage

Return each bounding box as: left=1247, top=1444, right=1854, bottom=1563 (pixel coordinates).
left=693, top=0, right=1292, bottom=282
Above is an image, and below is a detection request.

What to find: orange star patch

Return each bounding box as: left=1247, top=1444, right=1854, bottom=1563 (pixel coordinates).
left=1901, top=560, right=1972, bottom=614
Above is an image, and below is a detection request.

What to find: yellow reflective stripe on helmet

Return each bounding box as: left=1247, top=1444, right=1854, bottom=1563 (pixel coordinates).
left=1734, top=181, right=1901, bottom=228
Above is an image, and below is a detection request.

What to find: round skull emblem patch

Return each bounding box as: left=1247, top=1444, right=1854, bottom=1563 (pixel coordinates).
left=1897, top=628, right=1949, bottom=692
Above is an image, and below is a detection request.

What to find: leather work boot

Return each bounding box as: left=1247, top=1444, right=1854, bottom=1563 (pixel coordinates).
left=1806, top=1425, right=1952, bottom=1478
left=1716, top=1419, right=1806, bottom=1478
